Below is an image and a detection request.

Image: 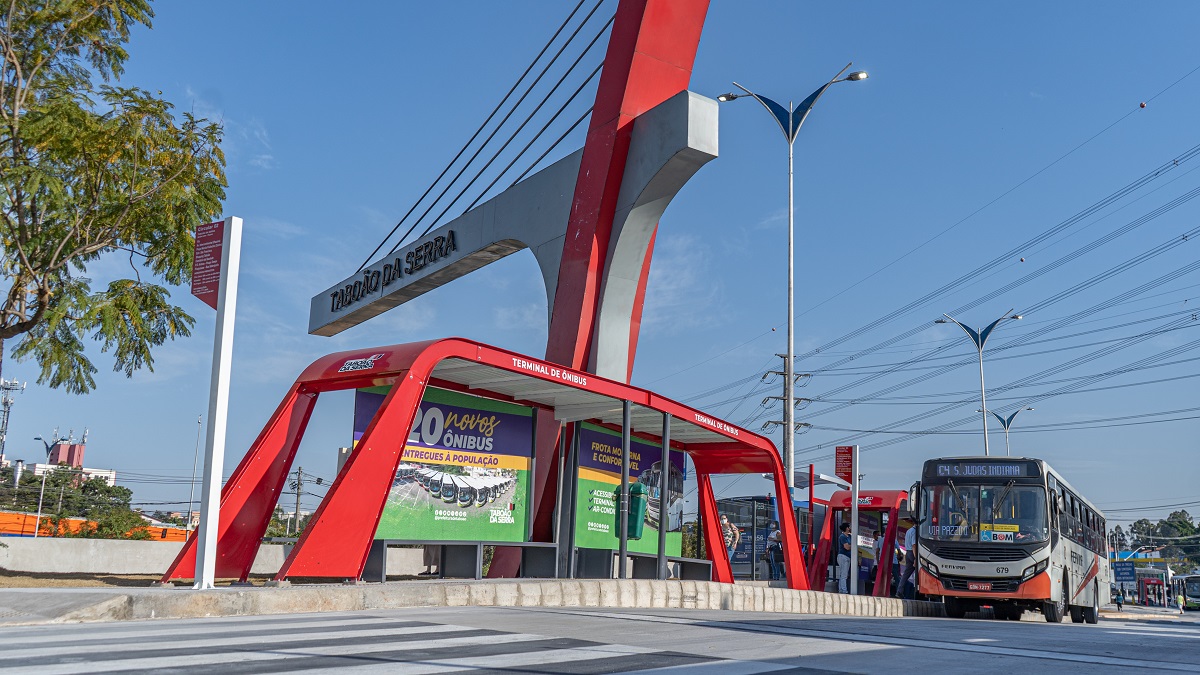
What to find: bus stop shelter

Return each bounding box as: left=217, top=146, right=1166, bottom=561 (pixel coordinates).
left=810, top=490, right=910, bottom=596
left=162, top=338, right=809, bottom=589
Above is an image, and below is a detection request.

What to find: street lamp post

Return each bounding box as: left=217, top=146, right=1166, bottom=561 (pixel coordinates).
left=936, top=310, right=1021, bottom=456
left=718, top=63, right=868, bottom=490
left=31, top=434, right=65, bottom=538
left=989, top=407, right=1033, bottom=457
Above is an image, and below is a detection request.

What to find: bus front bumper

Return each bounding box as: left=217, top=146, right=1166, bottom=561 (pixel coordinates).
left=920, top=568, right=1052, bottom=601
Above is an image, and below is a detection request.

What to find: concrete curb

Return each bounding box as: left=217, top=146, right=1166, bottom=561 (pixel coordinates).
left=2, top=580, right=946, bottom=625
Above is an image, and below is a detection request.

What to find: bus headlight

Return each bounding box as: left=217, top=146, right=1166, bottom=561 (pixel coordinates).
left=922, top=559, right=939, bottom=578
left=1022, top=559, right=1049, bottom=580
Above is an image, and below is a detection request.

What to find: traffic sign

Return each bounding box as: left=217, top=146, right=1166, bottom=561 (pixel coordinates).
left=1112, top=561, right=1136, bottom=583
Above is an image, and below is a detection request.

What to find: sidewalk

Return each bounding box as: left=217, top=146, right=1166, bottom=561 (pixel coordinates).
left=1099, top=602, right=1200, bottom=624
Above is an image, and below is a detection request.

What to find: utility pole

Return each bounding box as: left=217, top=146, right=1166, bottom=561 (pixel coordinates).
left=761, top=356, right=812, bottom=482
left=290, top=467, right=304, bottom=535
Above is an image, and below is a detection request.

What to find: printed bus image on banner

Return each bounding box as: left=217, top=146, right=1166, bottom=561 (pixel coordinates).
left=574, top=422, right=685, bottom=555
left=354, top=386, right=534, bottom=542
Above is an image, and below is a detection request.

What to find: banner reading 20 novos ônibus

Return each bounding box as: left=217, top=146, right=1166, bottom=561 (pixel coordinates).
left=354, top=386, right=534, bottom=542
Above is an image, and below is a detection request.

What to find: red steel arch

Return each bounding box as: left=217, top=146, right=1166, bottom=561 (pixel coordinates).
left=162, top=338, right=808, bottom=588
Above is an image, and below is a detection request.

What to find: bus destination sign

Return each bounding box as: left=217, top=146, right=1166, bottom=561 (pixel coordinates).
left=931, top=462, right=1030, bottom=478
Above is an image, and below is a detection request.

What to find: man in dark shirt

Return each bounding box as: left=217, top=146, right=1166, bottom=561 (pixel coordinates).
left=837, top=523, right=852, bottom=594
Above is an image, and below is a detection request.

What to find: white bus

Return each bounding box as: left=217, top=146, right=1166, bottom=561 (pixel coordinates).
left=909, top=456, right=1109, bottom=623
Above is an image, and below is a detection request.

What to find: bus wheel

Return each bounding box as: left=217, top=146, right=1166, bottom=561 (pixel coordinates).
left=1070, top=605, right=1084, bottom=623
left=1083, top=582, right=1099, bottom=624
left=944, top=596, right=967, bottom=619
left=1043, top=580, right=1067, bottom=623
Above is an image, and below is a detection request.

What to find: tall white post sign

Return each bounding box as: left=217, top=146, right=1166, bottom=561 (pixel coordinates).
left=836, top=444, right=860, bottom=596
left=190, top=216, right=242, bottom=589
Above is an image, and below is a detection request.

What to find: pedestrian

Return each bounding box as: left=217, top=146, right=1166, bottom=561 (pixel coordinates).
left=1180, top=592, right=1187, bottom=614
left=720, top=515, right=740, bottom=564
left=837, top=522, right=852, bottom=594
left=897, top=524, right=917, bottom=599
left=870, top=529, right=884, bottom=590
left=765, top=521, right=784, bottom=581
left=1115, top=589, right=1124, bottom=612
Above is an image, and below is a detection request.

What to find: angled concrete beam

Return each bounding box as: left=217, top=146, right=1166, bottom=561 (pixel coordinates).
left=308, top=91, right=718, bottom=341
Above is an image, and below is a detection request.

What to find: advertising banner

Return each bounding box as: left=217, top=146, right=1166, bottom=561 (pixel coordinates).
left=355, top=386, right=534, bottom=542
left=573, top=423, right=685, bottom=556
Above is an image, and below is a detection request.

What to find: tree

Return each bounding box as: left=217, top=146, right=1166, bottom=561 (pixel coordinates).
left=1110, top=524, right=1129, bottom=552
left=1, top=1, right=226, bottom=391
left=0, top=464, right=148, bottom=538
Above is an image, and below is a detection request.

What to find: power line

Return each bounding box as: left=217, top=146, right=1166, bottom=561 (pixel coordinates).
left=388, top=2, right=613, bottom=255
left=358, top=0, right=598, bottom=269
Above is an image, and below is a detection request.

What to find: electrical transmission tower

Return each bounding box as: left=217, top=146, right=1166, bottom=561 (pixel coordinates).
left=0, top=379, right=26, bottom=466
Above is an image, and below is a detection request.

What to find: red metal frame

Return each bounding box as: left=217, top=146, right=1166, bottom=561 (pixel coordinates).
left=161, top=338, right=809, bottom=589
left=809, top=490, right=909, bottom=597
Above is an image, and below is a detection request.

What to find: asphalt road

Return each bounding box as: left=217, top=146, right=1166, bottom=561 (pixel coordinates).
left=0, top=606, right=1196, bottom=673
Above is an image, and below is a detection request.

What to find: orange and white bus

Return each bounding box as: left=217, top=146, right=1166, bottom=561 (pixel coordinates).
left=909, top=457, right=1109, bottom=623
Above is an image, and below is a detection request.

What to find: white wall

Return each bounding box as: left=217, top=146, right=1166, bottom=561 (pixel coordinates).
left=0, top=538, right=424, bottom=577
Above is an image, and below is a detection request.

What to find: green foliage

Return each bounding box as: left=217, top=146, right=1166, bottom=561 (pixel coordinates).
left=1128, top=511, right=1200, bottom=569
left=0, top=464, right=148, bottom=539
left=1, top=1, right=226, bottom=391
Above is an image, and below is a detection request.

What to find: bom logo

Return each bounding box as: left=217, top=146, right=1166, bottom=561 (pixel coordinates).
left=338, top=353, right=386, bottom=373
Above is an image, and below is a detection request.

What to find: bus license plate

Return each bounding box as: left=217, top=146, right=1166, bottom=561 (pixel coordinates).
left=968, top=582, right=992, bottom=591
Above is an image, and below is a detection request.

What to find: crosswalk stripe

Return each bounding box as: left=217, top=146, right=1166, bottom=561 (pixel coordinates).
left=123, top=637, right=603, bottom=675
left=19, top=630, right=556, bottom=675
left=0, top=622, right=468, bottom=661
left=1106, top=630, right=1200, bottom=640
left=133, top=641, right=686, bottom=675
left=623, top=660, right=803, bottom=674
left=0, top=613, right=407, bottom=647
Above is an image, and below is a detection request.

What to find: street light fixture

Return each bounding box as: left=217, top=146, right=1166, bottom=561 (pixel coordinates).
left=936, top=310, right=1022, bottom=456
left=719, top=62, right=868, bottom=490
left=989, top=407, right=1033, bottom=457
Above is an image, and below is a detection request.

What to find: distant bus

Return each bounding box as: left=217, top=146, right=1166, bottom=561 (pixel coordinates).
left=456, top=477, right=477, bottom=507
left=1172, top=574, right=1200, bottom=610
left=909, top=456, right=1109, bottom=623
left=440, top=474, right=460, bottom=504
left=428, top=471, right=445, bottom=498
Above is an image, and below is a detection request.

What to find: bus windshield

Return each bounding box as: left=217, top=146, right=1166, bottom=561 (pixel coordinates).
left=1186, top=578, right=1200, bottom=598
left=923, top=484, right=1048, bottom=543
left=981, top=484, right=1048, bottom=543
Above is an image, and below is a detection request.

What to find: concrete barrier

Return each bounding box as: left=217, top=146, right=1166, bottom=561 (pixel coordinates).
left=0, top=538, right=425, bottom=577
left=0, top=578, right=947, bottom=625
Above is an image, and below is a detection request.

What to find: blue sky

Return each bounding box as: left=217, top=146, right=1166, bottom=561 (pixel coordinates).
left=4, top=1, right=1199, bottom=532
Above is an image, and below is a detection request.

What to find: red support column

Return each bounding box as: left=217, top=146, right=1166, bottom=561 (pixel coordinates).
left=276, top=376, right=425, bottom=580
left=546, top=0, right=710, bottom=372
left=875, top=503, right=901, bottom=596
left=696, top=471, right=732, bottom=583
left=770, top=468, right=809, bottom=590
left=162, top=383, right=318, bottom=582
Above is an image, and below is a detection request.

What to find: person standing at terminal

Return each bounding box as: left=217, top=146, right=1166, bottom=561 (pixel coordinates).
left=1180, top=592, right=1187, bottom=614
left=766, top=521, right=784, bottom=581
left=720, top=515, right=741, bottom=563
left=837, top=523, right=852, bottom=594
left=897, top=524, right=917, bottom=599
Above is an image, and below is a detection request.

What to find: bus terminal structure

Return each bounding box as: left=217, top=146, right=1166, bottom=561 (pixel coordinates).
left=162, top=338, right=809, bottom=588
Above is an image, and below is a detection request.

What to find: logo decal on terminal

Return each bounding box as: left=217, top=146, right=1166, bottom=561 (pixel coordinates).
left=338, top=353, right=387, bottom=373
